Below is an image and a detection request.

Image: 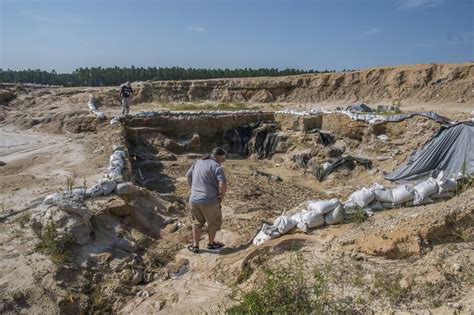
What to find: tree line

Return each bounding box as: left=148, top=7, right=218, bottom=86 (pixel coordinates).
left=0, top=66, right=337, bottom=87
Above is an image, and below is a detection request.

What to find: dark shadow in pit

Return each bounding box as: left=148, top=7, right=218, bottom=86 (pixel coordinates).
left=132, top=159, right=176, bottom=193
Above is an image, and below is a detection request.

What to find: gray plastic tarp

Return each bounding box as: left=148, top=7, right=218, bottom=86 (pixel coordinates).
left=385, top=122, right=474, bottom=183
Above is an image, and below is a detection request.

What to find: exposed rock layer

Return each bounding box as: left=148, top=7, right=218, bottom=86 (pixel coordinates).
left=143, top=63, right=473, bottom=105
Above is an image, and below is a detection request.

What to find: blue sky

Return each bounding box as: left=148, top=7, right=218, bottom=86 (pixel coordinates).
left=1, top=0, right=473, bottom=73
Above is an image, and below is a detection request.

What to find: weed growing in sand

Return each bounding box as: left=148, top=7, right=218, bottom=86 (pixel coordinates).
left=227, top=253, right=352, bottom=314
left=65, top=171, right=78, bottom=194
left=35, top=221, right=74, bottom=264
left=448, top=215, right=474, bottom=243
left=370, top=272, right=411, bottom=305
left=347, top=207, right=367, bottom=224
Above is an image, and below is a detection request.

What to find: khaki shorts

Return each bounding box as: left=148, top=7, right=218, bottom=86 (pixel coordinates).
left=190, top=202, right=222, bottom=233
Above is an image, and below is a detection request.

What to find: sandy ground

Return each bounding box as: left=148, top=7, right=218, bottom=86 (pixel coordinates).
left=0, top=82, right=472, bottom=313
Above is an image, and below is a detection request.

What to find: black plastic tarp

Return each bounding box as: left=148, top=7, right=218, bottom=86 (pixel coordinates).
left=310, top=156, right=373, bottom=182
left=384, top=112, right=450, bottom=124
left=223, top=123, right=260, bottom=156
left=385, top=122, right=474, bottom=183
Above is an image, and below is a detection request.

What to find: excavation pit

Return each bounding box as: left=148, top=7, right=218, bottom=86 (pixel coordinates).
left=121, top=110, right=443, bottom=243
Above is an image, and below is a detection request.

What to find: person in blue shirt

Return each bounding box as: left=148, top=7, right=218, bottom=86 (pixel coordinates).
left=186, top=147, right=228, bottom=253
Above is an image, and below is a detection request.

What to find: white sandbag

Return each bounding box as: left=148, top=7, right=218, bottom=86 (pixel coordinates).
left=373, top=188, right=394, bottom=203
left=110, top=117, right=121, bottom=125
left=324, top=205, right=344, bottom=225
left=65, top=188, right=86, bottom=196
left=100, top=180, right=117, bottom=195
left=431, top=192, right=455, bottom=199
left=252, top=223, right=281, bottom=246
left=307, top=198, right=341, bottom=215
left=112, top=150, right=127, bottom=159
left=435, top=178, right=458, bottom=194
left=43, top=192, right=63, bottom=205
left=87, top=184, right=104, bottom=197
left=391, top=185, right=414, bottom=204
left=381, top=202, right=395, bottom=209
left=293, top=211, right=324, bottom=233
left=369, top=200, right=384, bottom=211
left=95, top=111, right=106, bottom=120
left=110, top=159, right=125, bottom=168
left=105, top=167, right=123, bottom=180
left=87, top=100, right=97, bottom=111
left=414, top=178, right=438, bottom=205
left=273, top=215, right=297, bottom=235
left=348, top=188, right=374, bottom=208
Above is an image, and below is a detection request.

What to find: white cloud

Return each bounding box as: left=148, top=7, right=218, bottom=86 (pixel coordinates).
left=398, top=0, right=445, bottom=10
left=186, top=26, right=206, bottom=33
left=359, top=28, right=382, bottom=38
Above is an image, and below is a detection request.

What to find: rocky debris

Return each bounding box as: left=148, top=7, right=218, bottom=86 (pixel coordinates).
left=0, top=161, right=6, bottom=166
left=31, top=197, right=93, bottom=245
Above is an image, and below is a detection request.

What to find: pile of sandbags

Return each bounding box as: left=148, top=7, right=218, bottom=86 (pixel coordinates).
left=42, top=144, right=128, bottom=204
left=87, top=96, right=106, bottom=121
left=86, top=144, right=127, bottom=197
left=253, top=198, right=343, bottom=245
left=253, top=176, right=459, bottom=246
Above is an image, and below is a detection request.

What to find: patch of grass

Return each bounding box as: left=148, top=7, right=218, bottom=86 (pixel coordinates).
left=371, top=272, right=410, bottom=305
left=450, top=217, right=474, bottom=243
left=34, top=221, right=74, bottom=264
left=347, top=207, right=368, bottom=224
left=227, top=254, right=353, bottom=314
left=165, top=102, right=260, bottom=111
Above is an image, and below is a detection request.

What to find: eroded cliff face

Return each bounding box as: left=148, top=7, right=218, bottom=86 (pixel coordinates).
left=138, top=63, right=473, bottom=105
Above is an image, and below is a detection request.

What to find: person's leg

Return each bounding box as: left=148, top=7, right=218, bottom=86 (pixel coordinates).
left=202, top=202, right=222, bottom=246
left=128, top=98, right=133, bottom=115
left=126, top=98, right=131, bottom=115
left=192, top=227, right=202, bottom=247
left=190, top=203, right=206, bottom=248
left=121, top=98, right=126, bottom=115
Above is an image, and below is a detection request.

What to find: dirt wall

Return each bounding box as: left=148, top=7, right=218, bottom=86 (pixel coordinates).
left=140, top=63, right=473, bottom=106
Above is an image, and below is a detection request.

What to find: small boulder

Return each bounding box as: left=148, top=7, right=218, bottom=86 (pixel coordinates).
left=116, top=182, right=137, bottom=195
left=107, top=198, right=133, bottom=217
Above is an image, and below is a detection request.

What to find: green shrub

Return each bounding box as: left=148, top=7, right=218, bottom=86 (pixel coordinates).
left=35, top=221, right=74, bottom=264
left=227, top=254, right=351, bottom=314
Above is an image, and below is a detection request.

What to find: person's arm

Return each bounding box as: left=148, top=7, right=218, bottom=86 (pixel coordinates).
left=187, top=175, right=193, bottom=187
left=218, top=180, right=227, bottom=203
left=186, top=164, right=194, bottom=188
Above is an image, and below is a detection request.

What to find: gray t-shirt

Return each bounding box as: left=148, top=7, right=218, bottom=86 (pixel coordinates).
left=186, top=158, right=226, bottom=204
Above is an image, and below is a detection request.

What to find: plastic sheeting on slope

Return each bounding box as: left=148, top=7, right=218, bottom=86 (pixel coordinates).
left=385, top=122, right=474, bottom=183
left=383, top=112, right=450, bottom=124
left=223, top=122, right=260, bottom=156
left=345, top=103, right=374, bottom=113
left=310, top=156, right=372, bottom=182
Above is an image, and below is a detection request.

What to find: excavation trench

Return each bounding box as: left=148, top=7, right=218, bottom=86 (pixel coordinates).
left=121, top=111, right=443, bottom=244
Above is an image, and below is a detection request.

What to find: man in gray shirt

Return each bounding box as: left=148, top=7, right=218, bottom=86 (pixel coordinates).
left=186, top=147, right=227, bottom=253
